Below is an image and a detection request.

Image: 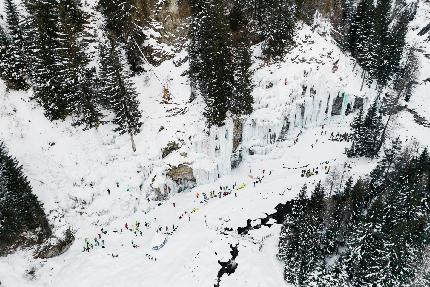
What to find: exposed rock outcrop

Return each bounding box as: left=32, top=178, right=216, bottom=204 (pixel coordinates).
left=331, top=93, right=344, bottom=116
left=277, top=117, right=290, bottom=142
left=232, top=118, right=243, bottom=152
left=231, top=150, right=242, bottom=169
left=152, top=0, right=192, bottom=51
left=166, top=164, right=196, bottom=192
left=354, top=97, right=364, bottom=111
left=35, top=228, right=74, bottom=259
left=162, top=141, right=181, bottom=158
left=231, top=118, right=244, bottom=169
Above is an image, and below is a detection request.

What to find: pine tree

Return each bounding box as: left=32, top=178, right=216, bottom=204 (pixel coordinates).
left=99, top=38, right=142, bottom=152
left=188, top=0, right=202, bottom=102
left=73, top=68, right=104, bottom=129
left=229, top=0, right=247, bottom=33
left=25, top=0, right=67, bottom=120
left=279, top=198, right=306, bottom=284
left=310, top=181, right=325, bottom=211
left=347, top=179, right=367, bottom=228
left=348, top=101, right=383, bottom=158
left=337, top=177, right=354, bottom=236
left=0, top=26, right=9, bottom=80
left=56, top=0, right=102, bottom=129
left=373, top=0, right=392, bottom=85
left=2, top=0, right=29, bottom=90
left=189, top=0, right=235, bottom=127
left=348, top=0, right=411, bottom=85
left=418, top=147, right=430, bottom=173
left=298, top=183, right=308, bottom=201
left=417, top=147, right=430, bottom=212
left=347, top=200, right=389, bottom=287
left=348, top=0, right=368, bottom=58
left=361, top=100, right=383, bottom=157
left=326, top=257, right=350, bottom=286
left=98, top=0, right=149, bottom=72
left=355, top=0, right=377, bottom=76
left=230, top=3, right=254, bottom=117
left=386, top=11, right=409, bottom=82
left=262, top=0, right=296, bottom=61
left=413, top=249, right=430, bottom=287
left=0, top=142, right=51, bottom=254
left=203, top=0, right=235, bottom=126
left=395, top=46, right=419, bottom=102
left=348, top=0, right=379, bottom=80
left=301, top=182, right=326, bottom=280
left=250, top=0, right=269, bottom=28
left=325, top=177, right=354, bottom=255
left=370, top=137, right=402, bottom=187
left=347, top=106, right=364, bottom=157
left=382, top=151, right=429, bottom=285
left=279, top=184, right=325, bottom=286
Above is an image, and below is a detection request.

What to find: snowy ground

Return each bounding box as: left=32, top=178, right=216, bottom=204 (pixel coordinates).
left=0, top=6, right=429, bottom=286
left=0, top=113, right=373, bottom=287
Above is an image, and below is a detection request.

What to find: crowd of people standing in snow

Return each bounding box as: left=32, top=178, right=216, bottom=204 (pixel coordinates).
left=80, top=167, right=278, bottom=259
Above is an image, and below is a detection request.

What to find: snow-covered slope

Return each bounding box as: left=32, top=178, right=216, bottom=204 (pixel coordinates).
left=0, top=3, right=429, bottom=286
left=396, top=0, right=430, bottom=145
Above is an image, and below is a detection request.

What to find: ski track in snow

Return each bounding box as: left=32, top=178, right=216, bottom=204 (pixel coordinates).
left=0, top=4, right=430, bottom=286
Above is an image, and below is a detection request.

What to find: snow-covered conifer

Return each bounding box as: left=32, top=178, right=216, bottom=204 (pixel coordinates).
left=2, top=0, right=29, bottom=90
left=262, top=0, right=296, bottom=61
left=0, top=142, right=51, bottom=254
left=99, top=38, right=142, bottom=152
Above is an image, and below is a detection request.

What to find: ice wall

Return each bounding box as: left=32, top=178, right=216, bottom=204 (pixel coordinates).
left=144, top=21, right=375, bottom=196
left=239, top=16, right=377, bottom=159
left=242, top=65, right=360, bottom=158
left=191, top=118, right=234, bottom=185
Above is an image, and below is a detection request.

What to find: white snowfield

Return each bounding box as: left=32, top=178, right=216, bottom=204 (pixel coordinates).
left=0, top=3, right=429, bottom=286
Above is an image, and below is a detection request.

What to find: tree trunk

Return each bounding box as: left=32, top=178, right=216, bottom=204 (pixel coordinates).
left=352, top=60, right=357, bottom=72
left=376, top=89, right=404, bottom=154
left=130, top=133, right=137, bottom=152
left=376, top=47, right=413, bottom=154
left=360, top=70, right=366, bottom=91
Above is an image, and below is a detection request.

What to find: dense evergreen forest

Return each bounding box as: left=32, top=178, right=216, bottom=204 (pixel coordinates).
left=0, top=0, right=413, bottom=131
left=0, top=142, right=51, bottom=255
left=279, top=142, right=430, bottom=286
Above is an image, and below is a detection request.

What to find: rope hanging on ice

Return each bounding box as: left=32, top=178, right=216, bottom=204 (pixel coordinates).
left=133, top=39, right=172, bottom=103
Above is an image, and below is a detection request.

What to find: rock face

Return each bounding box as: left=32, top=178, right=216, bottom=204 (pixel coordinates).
left=277, top=117, right=290, bottom=142
left=231, top=151, right=242, bottom=169
left=162, top=141, right=181, bottom=158
left=35, top=228, right=74, bottom=259
left=345, top=103, right=353, bottom=115
left=331, top=94, right=344, bottom=116
left=152, top=186, right=168, bottom=201
left=155, top=0, right=191, bottom=31
left=153, top=0, right=192, bottom=49
left=232, top=118, right=243, bottom=152
left=354, top=97, right=364, bottom=111
left=231, top=118, right=244, bottom=169
left=166, top=164, right=196, bottom=192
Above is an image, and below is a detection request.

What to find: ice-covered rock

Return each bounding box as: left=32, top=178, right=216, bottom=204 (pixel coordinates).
left=161, top=141, right=181, bottom=158
left=166, top=163, right=196, bottom=192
